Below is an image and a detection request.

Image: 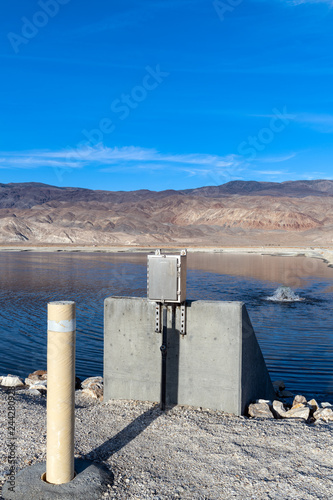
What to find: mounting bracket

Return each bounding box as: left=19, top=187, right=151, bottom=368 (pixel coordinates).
left=180, top=303, right=186, bottom=335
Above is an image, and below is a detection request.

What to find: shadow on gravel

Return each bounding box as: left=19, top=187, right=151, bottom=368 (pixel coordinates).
left=88, top=404, right=173, bottom=460
left=0, top=387, right=47, bottom=408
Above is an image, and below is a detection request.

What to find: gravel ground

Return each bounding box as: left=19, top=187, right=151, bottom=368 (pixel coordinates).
left=1, top=388, right=333, bottom=500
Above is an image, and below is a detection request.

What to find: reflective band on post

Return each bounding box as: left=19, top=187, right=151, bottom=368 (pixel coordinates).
left=47, top=319, right=76, bottom=333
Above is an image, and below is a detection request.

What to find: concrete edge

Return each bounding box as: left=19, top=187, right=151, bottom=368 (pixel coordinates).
left=2, top=459, right=113, bottom=500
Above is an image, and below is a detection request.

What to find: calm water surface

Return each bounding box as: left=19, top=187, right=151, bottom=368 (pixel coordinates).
left=0, top=251, right=332, bottom=400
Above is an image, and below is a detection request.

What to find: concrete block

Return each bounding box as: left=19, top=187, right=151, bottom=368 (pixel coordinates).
left=104, top=297, right=275, bottom=415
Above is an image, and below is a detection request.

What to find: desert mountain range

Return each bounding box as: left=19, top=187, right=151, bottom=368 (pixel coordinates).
left=0, top=180, right=332, bottom=247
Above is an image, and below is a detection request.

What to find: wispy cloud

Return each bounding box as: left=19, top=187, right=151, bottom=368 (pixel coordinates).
left=0, top=145, right=240, bottom=173
left=256, top=153, right=297, bottom=163
left=0, top=144, right=299, bottom=185
left=293, top=113, right=333, bottom=133
left=251, top=169, right=293, bottom=176
left=282, top=0, right=333, bottom=5
left=253, top=110, right=333, bottom=134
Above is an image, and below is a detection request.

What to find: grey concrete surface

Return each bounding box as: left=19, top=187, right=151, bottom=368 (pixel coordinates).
left=104, top=297, right=275, bottom=415
left=2, top=459, right=113, bottom=500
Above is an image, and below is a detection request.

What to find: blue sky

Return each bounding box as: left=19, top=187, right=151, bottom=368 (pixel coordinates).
left=1, top=0, right=333, bottom=191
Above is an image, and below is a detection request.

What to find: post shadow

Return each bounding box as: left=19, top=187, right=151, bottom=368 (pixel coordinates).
left=87, top=403, right=171, bottom=462
left=89, top=304, right=182, bottom=462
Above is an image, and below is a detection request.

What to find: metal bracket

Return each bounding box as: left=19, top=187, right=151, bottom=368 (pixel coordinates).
left=155, top=302, right=161, bottom=333
left=180, top=303, right=186, bottom=335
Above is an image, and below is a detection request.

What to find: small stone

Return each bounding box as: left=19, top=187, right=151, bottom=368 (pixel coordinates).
left=272, top=400, right=287, bottom=418
left=28, top=389, right=42, bottom=396
left=279, top=390, right=295, bottom=398
left=81, top=376, right=103, bottom=389
left=284, top=406, right=310, bottom=420
left=321, top=402, right=333, bottom=409
left=27, top=370, right=47, bottom=381
left=29, top=381, right=47, bottom=390
left=293, top=395, right=307, bottom=406
left=256, top=399, right=272, bottom=405
left=308, top=399, right=319, bottom=411
left=82, top=387, right=103, bottom=400
left=1, top=375, right=24, bottom=387
left=248, top=403, right=274, bottom=419
left=81, top=376, right=103, bottom=399
left=272, top=380, right=285, bottom=391
left=314, top=408, right=333, bottom=422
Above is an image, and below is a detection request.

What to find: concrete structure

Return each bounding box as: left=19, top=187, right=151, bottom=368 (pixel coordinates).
left=2, top=459, right=113, bottom=500
left=104, top=297, right=275, bottom=415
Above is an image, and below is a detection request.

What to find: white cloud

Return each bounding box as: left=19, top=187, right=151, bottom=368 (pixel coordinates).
left=256, top=153, right=297, bottom=163
left=0, top=144, right=301, bottom=186
left=0, top=144, right=243, bottom=174
left=283, top=0, right=333, bottom=5
left=251, top=169, right=291, bottom=175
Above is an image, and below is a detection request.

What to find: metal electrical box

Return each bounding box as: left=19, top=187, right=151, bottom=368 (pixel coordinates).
left=147, top=250, right=187, bottom=303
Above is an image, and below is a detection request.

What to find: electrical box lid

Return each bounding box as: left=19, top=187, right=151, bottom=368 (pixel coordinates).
left=147, top=250, right=187, bottom=303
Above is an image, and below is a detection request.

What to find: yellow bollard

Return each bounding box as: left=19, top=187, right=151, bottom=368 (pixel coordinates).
left=46, top=301, right=76, bottom=484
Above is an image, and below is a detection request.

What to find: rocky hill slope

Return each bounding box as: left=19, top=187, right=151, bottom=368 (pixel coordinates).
left=0, top=180, right=332, bottom=246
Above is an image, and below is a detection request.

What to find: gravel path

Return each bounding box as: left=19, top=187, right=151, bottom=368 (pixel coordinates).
left=1, top=388, right=333, bottom=499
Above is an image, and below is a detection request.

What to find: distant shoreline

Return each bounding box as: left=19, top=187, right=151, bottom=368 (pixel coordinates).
left=0, top=244, right=332, bottom=266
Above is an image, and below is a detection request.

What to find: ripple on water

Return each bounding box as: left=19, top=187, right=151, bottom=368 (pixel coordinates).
left=0, top=251, right=332, bottom=400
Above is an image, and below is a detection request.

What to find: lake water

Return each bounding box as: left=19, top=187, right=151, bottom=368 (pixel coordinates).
left=0, top=251, right=332, bottom=401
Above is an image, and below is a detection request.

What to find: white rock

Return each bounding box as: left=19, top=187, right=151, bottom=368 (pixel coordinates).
left=272, top=400, right=287, bottom=418
left=293, top=395, right=307, bottom=406
left=33, top=380, right=47, bottom=386
left=81, top=376, right=103, bottom=389
left=314, top=408, right=333, bottom=422
left=29, top=382, right=47, bottom=391
left=25, top=378, right=47, bottom=387
left=1, top=375, right=24, bottom=387
left=28, top=389, right=42, bottom=396
left=248, top=403, right=274, bottom=419
left=256, top=399, right=272, bottom=405
left=308, top=399, right=319, bottom=411
left=284, top=406, right=310, bottom=420
left=321, top=402, right=333, bottom=409
left=25, top=378, right=35, bottom=386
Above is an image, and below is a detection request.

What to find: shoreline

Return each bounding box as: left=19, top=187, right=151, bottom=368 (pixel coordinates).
left=0, top=244, right=332, bottom=268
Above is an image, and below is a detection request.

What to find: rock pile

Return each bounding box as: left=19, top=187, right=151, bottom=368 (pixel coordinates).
left=248, top=380, right=333, bottom=423
left=0, top=371, right=103, bottom=400
left=24, top=370, right=48, bottom=395
left=81, top=376, right=104, bottom=400
left=0, top=374, right=24, bottom=387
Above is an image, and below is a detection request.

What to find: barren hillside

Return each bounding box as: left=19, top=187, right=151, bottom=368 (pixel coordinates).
left=0, top=180, right=332, bottom=247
